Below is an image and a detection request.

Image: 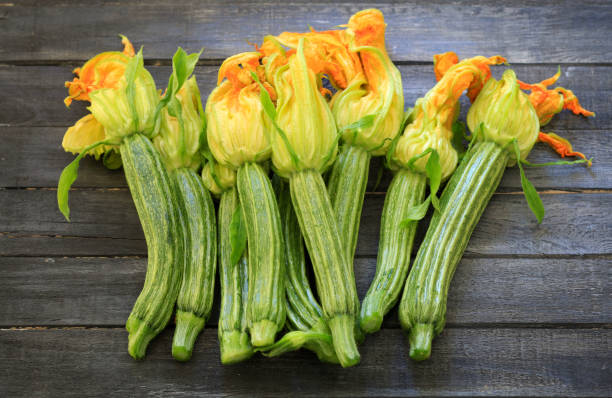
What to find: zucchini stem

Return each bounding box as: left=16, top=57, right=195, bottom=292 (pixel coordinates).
left=408, top=323, right=434, bottom=361
left=172, top=310, right=205, bottom=361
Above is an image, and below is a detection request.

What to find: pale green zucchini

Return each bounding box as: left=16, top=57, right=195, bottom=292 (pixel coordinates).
left=236, top=162, right=286, bottom=347
left=218, top=187, right=253, bottom=364
left=289, top=169, right=360, bottom=367
left=399, top=141, right=509, bottom=360
left=360, top=169, right=426, bottom=333
left=122, top=133, right=185, bottom=360
left=171, top=167, right=217, bottom=361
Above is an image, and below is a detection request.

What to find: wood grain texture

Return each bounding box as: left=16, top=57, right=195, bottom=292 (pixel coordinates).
left=1, top=1, right=611, bottom=63
left=1, top=256, right=609, bottom=327
left=0, top=328, right=609, bottom=397
left=2, top=190, right=610, bottom=257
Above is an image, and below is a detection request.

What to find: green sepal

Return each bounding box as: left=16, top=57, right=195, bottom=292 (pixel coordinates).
left=399, top=196, right=431, bottom=226
left=102, top=149, right=122, bottom=170
left=513, top=139, right=545, bottom=223
left=229, top=206, right=247, bottom=265
left=57, top=139, right=116, bottom=221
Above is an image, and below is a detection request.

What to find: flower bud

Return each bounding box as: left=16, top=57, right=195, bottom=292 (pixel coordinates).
left=88, top=51, right=159, bottom=141
left=271, top=38, right=338, bottom=177
left=467, top=69, right=540, bottom=163
left=201, top=162, right=236, bottom=196
left=391, top=107, right=458, bottom=180
left=331, top=9, right=404, bottom=156
left=153, top=76, right=204, bottom=171
left=205, top=52, right=272, bottom=169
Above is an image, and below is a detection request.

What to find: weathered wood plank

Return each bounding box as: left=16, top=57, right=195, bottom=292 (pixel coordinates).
left=1, top=190, right=610, bottom=257
left=2, top=1, right=611, bottom=63
left=0, top=64, right=604, bottom=129
left=0, top=328, right=609, bottom=397
left=1, top=256, right=608, bottom=327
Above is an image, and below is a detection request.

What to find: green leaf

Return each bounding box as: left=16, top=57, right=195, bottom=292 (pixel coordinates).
left=250, top=71, right=301, bottom=168
left=521, top=158, right=591, bottom=167
left=513, top=139, right=545, bottom=223
left=425, top=149, right=442, bottom=212
left=399, top=197, right=431, bottom=226
left=57, top=140, right=114, bottom=221
left=124, top=48, right=144, bottom=133
left=229, top=206, right=247, bottom=265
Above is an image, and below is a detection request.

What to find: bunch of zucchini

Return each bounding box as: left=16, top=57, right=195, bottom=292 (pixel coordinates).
left=57, top=10, right=593, bottom=367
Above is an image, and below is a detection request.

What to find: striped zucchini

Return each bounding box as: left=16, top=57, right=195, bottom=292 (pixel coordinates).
left=258, top=176, right=338, bottom=364
left=399, top=141, right=509, bottom=360
left=236, top=162, right=286, bottom=347
left=218, top=187, right=253, bottom=364
left=171, top=168, right=217, bottom=361
left=327, top=144, right=371, bottom=262
left=122, top=134, right=184, bottom=360
left=360, top=169, right=426, bottom=333
left=290, top=169, right=360, bottom=367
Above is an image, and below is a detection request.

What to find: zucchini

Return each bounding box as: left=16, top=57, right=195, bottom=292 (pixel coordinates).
left=360, top=169, right=426, bottom=333
left=218, top=187, right=253, bottom=364
left=258, top=176, right=338, bottom=364
left=122, top=133, right=185, bottom=360
left=237, top=162, right=286, bottom=347
left=290, top=169, right=360, bottom=367
left=171, top=168, right=217, bottom=361
left=399, top=141, right=509, bottom=360
left=327, top=144, right=371, bottom=262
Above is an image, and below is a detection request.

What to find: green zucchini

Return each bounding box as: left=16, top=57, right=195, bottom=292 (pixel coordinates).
left=122, top=133, right=185, bottom=360
left=218, top=187, right=253, bottom=364
left=399, top=141, right=509, bottom=360
left=236, top=162, right=286, bottom=347
left=290, top=169, right=360, bottom=367
left=258, top=176, right=338, bottom=364
left=327, top=144, right=371, bottom=262
left=171, top=167, right=217, bottom=361
left=360, top=169, right=426, bottom=333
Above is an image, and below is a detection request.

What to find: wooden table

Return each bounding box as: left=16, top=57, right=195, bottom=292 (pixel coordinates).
left=1, top=1, right=610, bottom=396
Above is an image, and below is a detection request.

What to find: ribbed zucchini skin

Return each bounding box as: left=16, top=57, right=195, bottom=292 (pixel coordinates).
left=360, top=169, right=426, bottom=334
left=259, top=176, right=338, bottom=364
left=290, top=169, right=360, bottom=367
left=327, top=145, right=371, bottom=262
left=237, top=162, right=286, bottom=347
left=171, top=167, right=217, bottom=361
left=399, top=141, right=509, bottom=360
left=218, top=188, right=252, bottom=364
left=121, top=134, right=184, bottom=360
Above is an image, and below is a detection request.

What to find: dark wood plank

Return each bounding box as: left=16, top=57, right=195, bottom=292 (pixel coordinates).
left=0, top=328, right=609, bottom=397
left=1, top=256, right=608, bottom=327
left=1, top=190, right=610, bottom=257
left=2, top=1, right=611, bottom=63
left=0, top=64, right=605, bottom=129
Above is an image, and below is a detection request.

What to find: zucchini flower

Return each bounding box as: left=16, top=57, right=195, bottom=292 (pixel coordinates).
left=391, top=52, right=507, bottom=178
left=517, top=68, right=594, bottom=164
left=62, top=114, right=114, bottom=159
left=331, top=8, right=404, bottom=155
left=201, top=162, right=237, bottom=196
left=467, top=69, right=540, bottom=163
left=271, top=39, right=338, bottom=177
left=153, top=76, right=204, bottom=171
left=205, top=52, right=273, bottom=169
left=64, top=35, right=134, bottom=107
left=88, top=49, right=159, bottom=141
